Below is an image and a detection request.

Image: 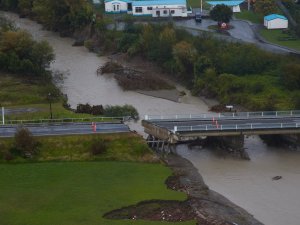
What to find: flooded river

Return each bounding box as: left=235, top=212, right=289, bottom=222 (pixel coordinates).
left=3, top=11, right=300, bottom=225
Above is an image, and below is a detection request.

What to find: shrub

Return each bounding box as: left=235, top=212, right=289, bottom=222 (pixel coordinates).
left=13, top=127, right=38, bottom=158
left=76, top=103, right=93, bottom=114
left=90, top=138, right=108, bottom=155
left=104, top=104, right=139, bottom=120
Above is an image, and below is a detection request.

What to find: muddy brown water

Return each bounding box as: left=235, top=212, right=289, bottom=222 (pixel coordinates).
left=3, top=11, right=300, bottom=225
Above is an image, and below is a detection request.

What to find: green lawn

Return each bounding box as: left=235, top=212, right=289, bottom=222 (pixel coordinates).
left=260, top=29, right=300, bottom=51
left=234, top=10, right=262, bottom=24
left=0, top=162, right=195, bottom=225
left=0, top=73, right=120, bottom=121
left=187, top=0, right=210, bottom=9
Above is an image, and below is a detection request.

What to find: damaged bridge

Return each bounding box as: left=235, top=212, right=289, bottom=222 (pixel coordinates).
left=142, top=110, right=300, bottom=159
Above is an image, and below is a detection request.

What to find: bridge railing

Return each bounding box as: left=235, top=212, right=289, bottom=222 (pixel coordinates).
left=145, top=110, right=300, bottom=121
left=173, top=122, right=300, bottom=133
left=1, top=116, right=129, bottom=126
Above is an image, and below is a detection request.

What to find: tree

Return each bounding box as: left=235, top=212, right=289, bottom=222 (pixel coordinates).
left=13, top=127, right=38, bottom=158
left=253, top=0, right=277, bottom=15
left=173, top=40, right=197, bottom=78
left=281, top=63, right=300, bottom=90
left=210, top=4, right=233, bottom=24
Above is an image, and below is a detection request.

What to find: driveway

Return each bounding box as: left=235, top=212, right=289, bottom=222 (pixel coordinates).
left=174, top=18, right=298, bottom=55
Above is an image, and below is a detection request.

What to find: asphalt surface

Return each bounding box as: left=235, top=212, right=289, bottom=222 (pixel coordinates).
left=0, top=122, right=130, bottom=137
left=149, top=117, right=300, bottom=131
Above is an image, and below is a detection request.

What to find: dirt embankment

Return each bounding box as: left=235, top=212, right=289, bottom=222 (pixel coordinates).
left=104, top=154, right=264, bottom=225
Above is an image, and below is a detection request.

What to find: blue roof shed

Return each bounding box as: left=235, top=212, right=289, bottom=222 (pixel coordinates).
left=264, top=14, right=288, bottom=21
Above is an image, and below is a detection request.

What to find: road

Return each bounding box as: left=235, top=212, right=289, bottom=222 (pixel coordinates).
left=0, top=122, right=130, bottom=137
left=174, top=18, right=300, bottom=55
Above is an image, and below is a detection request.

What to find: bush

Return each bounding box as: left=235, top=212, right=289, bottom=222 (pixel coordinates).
left=104, top=104, right=139, bottom=120
left=90, top=138, right=108, bottom=155
left=13, top=127, right=39, bottom=158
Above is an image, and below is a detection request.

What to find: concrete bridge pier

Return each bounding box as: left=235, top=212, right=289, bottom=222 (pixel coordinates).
left=146, top=135, right=170, bottom=155
left=208, top=134, right=250, bottom=160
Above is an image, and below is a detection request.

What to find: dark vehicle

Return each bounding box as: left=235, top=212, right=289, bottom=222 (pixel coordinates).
left=195, top=12, right=202, bottom=23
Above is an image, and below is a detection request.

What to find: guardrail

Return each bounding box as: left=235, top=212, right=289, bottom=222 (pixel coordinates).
left=145, top=110, right=300, bottom=121
left=173, top=122, right=300, bottom=133
left=0, top=116, right=130, bottom=125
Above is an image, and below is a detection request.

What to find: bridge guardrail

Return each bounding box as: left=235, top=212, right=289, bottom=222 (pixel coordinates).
left=173, top=122, right=300, bottom=133
left=0, top=116, right=130, bottom=126
left=145, top=110, right=300, bottom=121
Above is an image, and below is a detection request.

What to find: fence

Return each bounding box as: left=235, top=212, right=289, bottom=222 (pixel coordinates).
left=145, top=110, right=300, bottom=121
left=173, top=122, right=300, bottom=133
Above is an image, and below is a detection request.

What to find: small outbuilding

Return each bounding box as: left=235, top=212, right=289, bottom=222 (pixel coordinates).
left=207, top=1, right=244, bottom=13
left=264, top=14, right=288, bottom=29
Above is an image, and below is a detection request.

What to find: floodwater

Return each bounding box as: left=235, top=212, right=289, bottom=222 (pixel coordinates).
left=3, top=11, right=300, bottom=225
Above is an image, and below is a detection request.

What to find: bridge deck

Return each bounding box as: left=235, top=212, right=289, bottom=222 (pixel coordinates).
left=142, top=110, right=300, bottom=142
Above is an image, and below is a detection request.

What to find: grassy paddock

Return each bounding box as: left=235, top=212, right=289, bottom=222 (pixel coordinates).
left=260, top=29, right=300, bottom=51
left=0, top=161, right=195, bottom=225
left=234, top=10, right=262, bottom=24
left=0, top=73, right=120, bottom=121
left=0, top=133, right=158, bottom=163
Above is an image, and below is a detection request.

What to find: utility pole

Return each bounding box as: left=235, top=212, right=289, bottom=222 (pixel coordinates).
left=248, top=0, right=250, bottom=11
left=201, top=0, right=203, bottom=12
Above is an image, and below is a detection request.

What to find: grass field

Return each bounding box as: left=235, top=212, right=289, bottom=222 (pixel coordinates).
left=0, top=133, right=157, bottom=163
left=234, top=10, right=262, bottom=24
left=0, top=162, right=195, bottom=225
left=0, top=73, right=120, bottom=121
left=260, top=29, right=300, bottom=51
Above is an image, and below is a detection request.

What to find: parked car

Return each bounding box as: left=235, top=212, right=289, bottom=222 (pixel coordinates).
left=195, top=12, right=202, bottom=23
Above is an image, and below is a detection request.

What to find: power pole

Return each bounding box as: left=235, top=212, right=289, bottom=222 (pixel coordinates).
left=248, top=0, right=250, bottom=11
left=201, top=0, right=203, bottom=12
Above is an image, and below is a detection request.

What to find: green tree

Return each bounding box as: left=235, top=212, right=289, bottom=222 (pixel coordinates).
left=210, top=4, right=233, bottom=23
left=254, top=0, right=277, bottom=15
left=173, top=40, right=197, bottom=78
left=13, top=127, right=39, bottom=158
left=281, top=63, right=300, bottom=90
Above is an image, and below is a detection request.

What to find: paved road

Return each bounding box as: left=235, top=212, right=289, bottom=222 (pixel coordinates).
left=0, top=122, right=130, bottom=137
left=174, top=18, right=299, bottom=55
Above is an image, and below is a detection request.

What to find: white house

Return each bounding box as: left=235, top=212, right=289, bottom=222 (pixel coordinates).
left=104, top=0, right=188, bottom=17
left=264, top=14, right=288, bottom=29
left=207, top=0, right=244, bottom=13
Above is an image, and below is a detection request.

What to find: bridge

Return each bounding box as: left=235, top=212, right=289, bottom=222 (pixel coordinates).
left=142, top=110, right=300, bottom=158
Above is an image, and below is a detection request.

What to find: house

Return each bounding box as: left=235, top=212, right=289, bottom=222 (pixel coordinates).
left=104, top=0, right=188, bottom=17
left=264, top=14, right=288, bottom=29
left=207, top=1, right=244, bottom=13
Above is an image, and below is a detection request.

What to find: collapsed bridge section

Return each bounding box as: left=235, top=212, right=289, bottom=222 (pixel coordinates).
left=142, top=110, right=300, bottom=158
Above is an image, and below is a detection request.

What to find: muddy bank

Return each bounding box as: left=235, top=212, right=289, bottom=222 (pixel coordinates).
left=104, top=153, right=263, bottom=225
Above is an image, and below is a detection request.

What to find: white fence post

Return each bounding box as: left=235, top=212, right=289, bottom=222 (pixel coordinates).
left=145, top=115, right=149, bottom=120
left=174, top=126, right=177, bottom=132
left=2, top=107, right=4, bottom=125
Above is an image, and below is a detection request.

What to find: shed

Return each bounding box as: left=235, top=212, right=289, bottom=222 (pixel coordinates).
left=207, top=1, right=244, bottom=12
left=264, top=14, right=288, bottom=29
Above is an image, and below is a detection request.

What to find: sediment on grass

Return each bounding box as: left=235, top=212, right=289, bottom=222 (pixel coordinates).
left=104, top=154, right=264, bottom=225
